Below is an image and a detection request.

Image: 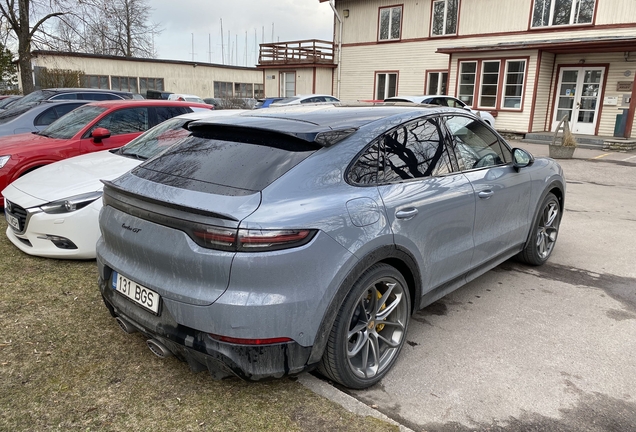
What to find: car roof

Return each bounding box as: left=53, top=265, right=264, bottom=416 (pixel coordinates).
left=82, top=100, right=211, bottom=109
left=44, top=87, right=132, bottom=94
left=189, top=103, right=454, bottom=145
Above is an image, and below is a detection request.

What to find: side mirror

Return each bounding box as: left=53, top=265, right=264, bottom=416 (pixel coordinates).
left=92, top=127, right=111, bottom=144
left=512, top=148, right=534, bottom=172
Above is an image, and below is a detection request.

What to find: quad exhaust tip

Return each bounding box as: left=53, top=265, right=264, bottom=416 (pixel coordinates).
left=115, top=317, right=138, bottom=334
left=147, top=339, right=172, bottom=359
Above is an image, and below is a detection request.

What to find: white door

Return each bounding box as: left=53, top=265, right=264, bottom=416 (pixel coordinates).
left=552, top=67, right=604, bottom=135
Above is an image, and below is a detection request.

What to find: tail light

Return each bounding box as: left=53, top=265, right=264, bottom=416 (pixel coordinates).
left=192, top=226, right=316, bottom=252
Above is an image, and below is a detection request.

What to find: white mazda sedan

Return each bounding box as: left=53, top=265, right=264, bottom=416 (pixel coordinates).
left=3, top=110, right=244, bottom=259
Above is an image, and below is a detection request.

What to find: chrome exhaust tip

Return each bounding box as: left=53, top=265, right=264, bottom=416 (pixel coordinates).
left=147, top=339, right=172, bottom=359
left=115, top=317, right=138, bottom=334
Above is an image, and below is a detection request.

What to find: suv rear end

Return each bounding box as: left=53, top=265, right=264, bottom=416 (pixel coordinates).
left=96, top=117, right=351, bottom=379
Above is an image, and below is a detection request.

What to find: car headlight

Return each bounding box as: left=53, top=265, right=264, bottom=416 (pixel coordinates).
left=40, top=191, right=103, bottom=214
left=0, top=155, right=10, bottom=169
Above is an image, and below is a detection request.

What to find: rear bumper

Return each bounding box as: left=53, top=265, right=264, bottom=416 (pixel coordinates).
left=98, top=275, right=315, bottom=381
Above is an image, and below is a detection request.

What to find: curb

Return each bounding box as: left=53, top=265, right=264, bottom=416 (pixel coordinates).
left=298, top=373, right=415, bottom=432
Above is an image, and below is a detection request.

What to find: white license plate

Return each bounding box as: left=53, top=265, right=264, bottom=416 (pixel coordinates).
left=112, top=272, right=160, bottom=314
left=5, top=212, right=19, bottom=230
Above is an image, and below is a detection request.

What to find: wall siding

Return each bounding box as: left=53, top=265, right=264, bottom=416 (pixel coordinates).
left=32, top=55, right=262, bottom=99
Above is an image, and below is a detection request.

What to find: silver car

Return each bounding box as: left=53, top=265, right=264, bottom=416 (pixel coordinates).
left=0, top=100, right=87, bottom=136
left=96, top=104, right=565, bottom=389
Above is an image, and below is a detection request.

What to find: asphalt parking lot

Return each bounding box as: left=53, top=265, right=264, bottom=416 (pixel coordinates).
left=320, top=143, right=636, bottom=431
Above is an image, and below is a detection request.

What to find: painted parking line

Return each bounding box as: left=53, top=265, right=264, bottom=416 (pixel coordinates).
left=622, top=155, right=636, bottom=161
left=590, top=153, right=611, bottom=160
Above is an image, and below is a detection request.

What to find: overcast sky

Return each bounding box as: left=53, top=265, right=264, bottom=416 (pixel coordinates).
left=149, top=0, right=335, bottom=66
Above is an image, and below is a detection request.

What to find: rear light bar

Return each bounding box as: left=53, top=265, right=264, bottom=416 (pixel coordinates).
left=192, top=226, right=316, bottom=252
left=208, top=333, right=292, bottom=345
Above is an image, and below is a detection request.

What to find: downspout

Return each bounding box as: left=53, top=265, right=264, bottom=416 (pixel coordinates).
left=328, top=0, right=342, bottom=99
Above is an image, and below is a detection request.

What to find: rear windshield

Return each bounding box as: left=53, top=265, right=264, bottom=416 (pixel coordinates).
left=39, top=105, right=107, bottom=139
left=133, top=128, right=318, bottom=195
left=8, top=90, right=53, bottom=110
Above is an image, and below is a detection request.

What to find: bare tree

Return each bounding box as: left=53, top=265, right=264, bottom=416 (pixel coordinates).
left=77, top=0, right=160, bottom=58
left=0, top=0, right=68, bottom=94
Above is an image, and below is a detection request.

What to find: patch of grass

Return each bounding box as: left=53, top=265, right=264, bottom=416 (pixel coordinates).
left=0, top=219, right=397, bottom=432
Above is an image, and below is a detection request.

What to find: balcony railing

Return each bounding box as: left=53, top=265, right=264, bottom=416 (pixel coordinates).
left=259, top=39, right=334, bottom=66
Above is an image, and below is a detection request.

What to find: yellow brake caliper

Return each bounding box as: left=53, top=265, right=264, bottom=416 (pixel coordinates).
left=376, top=290, right=386, bottom=332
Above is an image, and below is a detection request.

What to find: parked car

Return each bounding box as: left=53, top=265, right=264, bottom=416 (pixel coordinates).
left=0, top=100, right=87, bottom=137
left=385, top=95, right=497, bottom=127
left=8, top=88, right=134, bottom=112
left=168, top=94, right=205, bottom=103
left=95, top=104, right=565, bottom=389
left=204, top=98, right=255, bottom=109
left=0, top=95, right=22, bottom=111
left=270, top=94, right=340, bottom=106
left=0, top=100, right=212, bottom=202
left=253, top=97, right=285, bottom=109
left=146, top=90, right=174, bottom=100
left=3, top=109, right=245, bottom=259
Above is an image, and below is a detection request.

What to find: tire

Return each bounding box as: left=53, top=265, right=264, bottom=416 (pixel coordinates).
left=518, top=192, right=561, bottom=266
left=318, top=263, right=411, bottom=389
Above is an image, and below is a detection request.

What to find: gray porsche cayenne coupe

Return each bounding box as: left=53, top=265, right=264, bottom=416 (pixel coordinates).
left=96, top=104, right=565, bottom=389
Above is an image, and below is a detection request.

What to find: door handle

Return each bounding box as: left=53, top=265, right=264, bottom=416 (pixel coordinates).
left=396, top=208, right=418, bottom=219
left=478, top=190, right=494, bottom=199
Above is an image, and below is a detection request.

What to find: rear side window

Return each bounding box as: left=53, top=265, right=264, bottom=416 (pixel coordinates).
left=156, top=106, right=190, bottom=123
left=50, top=93, right=78, bottom=100
left=92, top=107, right=149, bottom=135
left=133, top=128, right=318, bottom=195
left=381, top=117, right=458, bottom=182
left=35, top=103, right=84, bottom=126
left=80, top=92, right=122, bottom=101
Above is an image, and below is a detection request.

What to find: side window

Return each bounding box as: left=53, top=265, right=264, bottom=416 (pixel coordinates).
left=381, top=118, right=458, bottom=183
left=80, top=92, right=113, bottom=101
left=34, top=107, right=60, bottom=126
left=446, top=98, right=464, bottom=108
left=348, top=142, right=380, bottom=185
left=54, top=103, right=84, bottom=119
left=93, top=107, right=149, bottom=135
left=156, top=106, right=190, bottom=124
left=444, top=115, right=511, bottom=170
left=50, top=93, right=78, bottom=100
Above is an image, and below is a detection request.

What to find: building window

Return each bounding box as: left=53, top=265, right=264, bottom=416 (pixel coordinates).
left=379, top=6, right=402, bottom=41
left=458, top=59, right=527, bottom=110
left=431, top=0, right=458, bottom=36
left=214, top=81, right=233, bottom=98
left=532, top=0, right=595, bottom=27
left=458, top=62, right=476, bottom=106
left=503, top=60, right=526, bottom=109
left=254, top=83, right=264, bottom=99
left=139, top=78, right=164, bottom=97
left=111, top=76, right=138, bottom=93
left=81, top=75, right=109, bottom=89
left=234, top=83, right=253, bottom=98
left=376, top=72, right=398, bottom=100
left=427, top=71, right=448, bottom=95
left=280, top=72, right=295, bottom=97
left=479, top=61, right=500, bottom=108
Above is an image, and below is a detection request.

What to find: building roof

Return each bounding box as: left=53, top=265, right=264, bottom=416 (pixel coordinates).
left=436, top=35, right=636, bottom=55
left=31, top=50, right=259, bottom=71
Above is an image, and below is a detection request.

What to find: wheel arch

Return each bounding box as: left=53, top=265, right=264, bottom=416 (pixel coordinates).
left=523, top=179, right=565, bottom=250
left=307, top=244, right=422, bottom=365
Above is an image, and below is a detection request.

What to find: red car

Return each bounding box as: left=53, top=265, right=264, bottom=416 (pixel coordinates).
left=0, top=100, right=211, bottom=200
